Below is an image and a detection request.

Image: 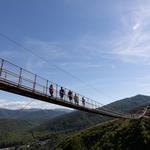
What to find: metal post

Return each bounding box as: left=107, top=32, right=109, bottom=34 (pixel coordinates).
left=4, top=72, right=7, bottom=80
left=18, top=68, right=22, bottom=86
left=89, top=99, right=91, bottom=109
left=33, top=75, right=37, bottom=91
left=0, top=59, right=4, bottom=77
left=46, top=80, right=48, bottom=95
left=87, top=98, right=89, bottom=108
left=64, top=88, right=66, bottom=101
left=95, top=101, right=97, bottom=109
left=94, top=101, right=96, bottom=109
left=43, top=86, right=45, bottom=94
left=56, top=84, right=58, bottom=98
left=89, top=99, right=91, bottom=108
left=91, top=100, right=93, bottom=109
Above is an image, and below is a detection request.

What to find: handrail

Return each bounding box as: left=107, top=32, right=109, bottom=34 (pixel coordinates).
left=0, top=58, right=128, bottom=118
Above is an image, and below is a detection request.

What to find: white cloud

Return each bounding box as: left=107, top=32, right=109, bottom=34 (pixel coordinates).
left=24, top=39, right=66, bottom=59
left=133, top=23, right=140, bottom=30
left=110, top=0, right=150, bottom=64
left=0, top=98, right=67, bottom=110
left=0, top=99, right=27, bottom=109
left=74, top=1, right=150, bottom=65
left=60, top=62, right=102, bottom=69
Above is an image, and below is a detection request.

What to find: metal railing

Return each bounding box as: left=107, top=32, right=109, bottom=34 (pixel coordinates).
left=0, top=58, right=104, bottom=109
left=0, top=58, right=127, bottom=117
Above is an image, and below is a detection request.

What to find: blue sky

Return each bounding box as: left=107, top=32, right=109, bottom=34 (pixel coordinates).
left=1, top=0, right=150, bottom=109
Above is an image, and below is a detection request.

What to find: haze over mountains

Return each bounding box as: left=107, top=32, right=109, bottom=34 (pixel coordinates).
left=0, top=108, right=72, bottom=122
left=0, top=94, right=149, bottom=120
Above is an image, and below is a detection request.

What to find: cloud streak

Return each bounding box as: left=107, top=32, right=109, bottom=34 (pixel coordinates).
left=0, top=98, right=67, bottom=110
left=72, top=0, right=150, bottom=65
left=111, top=0, right=150, bottom=64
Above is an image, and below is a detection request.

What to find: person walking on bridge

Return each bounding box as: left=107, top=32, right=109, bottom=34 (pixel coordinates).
left=49, top=84, right=54, bottom=97
left=68, top=90, right=73, bottom=103
left=82, top=97, right=85, bottom=106
left=74, top=94, right=79, bottom=105
left=59, top=87, right=65, bottom=99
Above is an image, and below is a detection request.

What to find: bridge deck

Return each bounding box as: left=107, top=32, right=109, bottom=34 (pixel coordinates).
left=0, top=58, right=126, bottom=118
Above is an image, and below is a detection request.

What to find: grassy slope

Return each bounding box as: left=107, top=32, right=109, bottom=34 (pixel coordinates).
left=55, top=118, right=150, bottom=150
left=36, top=111, right=108, bottom=133
left=0, top=109, right=71, bottom=148
left=0, top=119, right=34, bottom=147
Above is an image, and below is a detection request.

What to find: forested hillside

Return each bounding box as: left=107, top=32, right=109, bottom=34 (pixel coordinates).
left=55, top=118, right=150, bottom=150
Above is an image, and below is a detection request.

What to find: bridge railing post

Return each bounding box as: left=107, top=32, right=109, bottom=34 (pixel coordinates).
left=0, top=59, right=4, bottom=77
left=90, top=99, right=93, bottom=109
left=43, top=86, right=46, bottom=94
left=92, top=100, right=95, bottom=109
left=64, top=88, right=67, bottom=101
left=96, top=102, right=99, bottom=109
left=56, top=84, right=58, bottom=98
left=18, top=68, right=22, bottom=86
left=46, top=80, right=48, bottom=96
left=95, top=102, right=97, bottom=109
left=91, top=100, right=94, bottom=109
left=91, top=100, right=93, bottom=109
left=89, top=99, right=92, bottom=109
left=90, top=99, right=92, bottom=109
left=97, top=102, right=100, bottom=109
left=64, top=88, right=67, bottom=102
left=33, top=74, right=37, bottom=91
left=4, top=71, right=7, bottom=80
left=94, top=101, right=96, bottom=109
left=87, top=98, right=89, bottom=108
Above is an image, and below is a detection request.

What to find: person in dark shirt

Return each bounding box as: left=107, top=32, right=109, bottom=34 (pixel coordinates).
left=68, top=90, right=73, bottom=102
left=82, top=97, right=85, bottom=106
left=59, top=87, right=65, bottom=99
left=49, top=84, right=54, bottom=97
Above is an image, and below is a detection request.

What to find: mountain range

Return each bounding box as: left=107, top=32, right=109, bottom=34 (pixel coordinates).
left=0, top=94, right=150, bottom=149
left=0, top=108, right=72, bottom=123
left=35, top=94, right=150, bottom=133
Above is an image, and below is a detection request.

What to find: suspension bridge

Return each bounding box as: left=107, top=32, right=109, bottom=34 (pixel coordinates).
left=0, top=58, right=145, bottom=119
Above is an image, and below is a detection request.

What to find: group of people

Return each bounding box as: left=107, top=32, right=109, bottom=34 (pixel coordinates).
left=49, top=84, right=85, bottom=106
